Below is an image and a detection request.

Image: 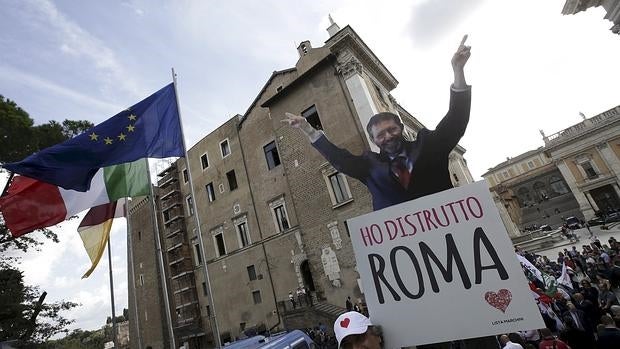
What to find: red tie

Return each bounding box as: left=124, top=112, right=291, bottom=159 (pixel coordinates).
left=393, top=157, right=410, bottom=189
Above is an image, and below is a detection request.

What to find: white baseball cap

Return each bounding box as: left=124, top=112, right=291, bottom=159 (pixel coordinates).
left=334, top=311, right=373, bottom=348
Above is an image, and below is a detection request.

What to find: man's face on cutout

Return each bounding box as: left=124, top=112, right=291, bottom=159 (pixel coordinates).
left=370, top=119, right=404, bottom=155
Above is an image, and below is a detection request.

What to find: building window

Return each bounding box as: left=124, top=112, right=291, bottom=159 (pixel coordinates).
left=264, top=141, right=281, bottom=170
left=163, top=210, right=170, bottom=222
left=328, top=172, right=352, bottom=204
left=182, top=169, right=189, bottom=183
left=302, top=105, right=322, bottom=130
left=201, top=153, right=209, bottom=170
left=186, top=195, right=194, bottom=216
left=202, top=282, right=208, bottom=296
left=581, top=161, right=598, bottom=179
left=206, top=183, right=216, bottom=202
left=137, top=231, right=141, bottom=241
left=206, top=305, right=211, bottom=316
left=236, top=221, right=250, bottom=248
left=252, top=290, right=262, bottom=304
left=226, top=170, right=238, bottom=191
left=139, top=274, right=144, bottom=286
left=193, top=241, right=202, bottom=266
left=502, top=171, right=509, bottom=180
left=549, top=176, right=569, bottom=195
left=247, top=265, right=257, bottom=281
left=220, top=139, right=231, bottom=158
left=213, top=231, right=226, bottom=257
left=273, top=205, right=290, bottom=232
left=527, top=161, right=534, bottom=169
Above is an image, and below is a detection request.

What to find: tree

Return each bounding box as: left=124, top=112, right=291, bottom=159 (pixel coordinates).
left=0, top=95, right=91, bottom=344
left=0, top=95, right=93, bottom=163
left=0, top=267, right=78, bottom=343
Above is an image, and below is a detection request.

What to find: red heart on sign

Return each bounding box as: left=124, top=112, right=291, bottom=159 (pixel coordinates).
left=485, top=289, right=512, bottom=313
left=340, top=318, right=350, bottom=328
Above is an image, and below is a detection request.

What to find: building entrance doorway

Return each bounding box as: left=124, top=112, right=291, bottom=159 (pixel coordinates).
left=590, top=185, right=620, bottom=212
left=300, top=260, right=316, bottom=291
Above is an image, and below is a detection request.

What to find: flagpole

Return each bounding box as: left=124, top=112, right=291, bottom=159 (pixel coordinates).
left=107, top=236, right=118, bottom=349
left=171, top=68, right=222, bottom=348
left=126, top=208, right=143, bottom=349
left=145, top=160, right=177, bottom=349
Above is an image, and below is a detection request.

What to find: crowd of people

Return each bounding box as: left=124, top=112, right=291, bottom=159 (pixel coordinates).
left=503, top=236, right=620, bottom=348
left=288, top=287, right=312, bottom=309
left=303, top=322, right=338, bottom=349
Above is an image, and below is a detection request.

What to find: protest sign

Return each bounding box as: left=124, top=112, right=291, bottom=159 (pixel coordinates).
left=346, top=181, right=544, bottom=348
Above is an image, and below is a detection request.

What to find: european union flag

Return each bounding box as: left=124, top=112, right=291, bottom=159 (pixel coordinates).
left=3, top=83, right=185, bottom=191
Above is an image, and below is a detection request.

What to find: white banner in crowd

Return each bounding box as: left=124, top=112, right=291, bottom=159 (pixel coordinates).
left=346, top=181, right=544, bottom=348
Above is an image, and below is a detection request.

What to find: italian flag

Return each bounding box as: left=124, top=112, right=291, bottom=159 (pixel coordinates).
left=79, top=200, right=126, bottom=278
left=0, top=159, right=149, bottom=237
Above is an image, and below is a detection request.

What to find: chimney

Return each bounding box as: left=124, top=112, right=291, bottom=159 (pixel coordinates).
left=297, top=40, right=312, bottom=57
left=327, top=14, right=341, bottom=37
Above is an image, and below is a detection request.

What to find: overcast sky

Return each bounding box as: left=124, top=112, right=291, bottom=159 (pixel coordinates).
left=2, top=0, right=619, bottom=334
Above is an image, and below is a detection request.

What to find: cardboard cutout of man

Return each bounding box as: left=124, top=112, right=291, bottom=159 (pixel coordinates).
left=283, top=35, right=471, bottom=211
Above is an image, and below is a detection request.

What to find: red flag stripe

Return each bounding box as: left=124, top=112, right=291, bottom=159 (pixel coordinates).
left=0, top=176, right=66, bottom=237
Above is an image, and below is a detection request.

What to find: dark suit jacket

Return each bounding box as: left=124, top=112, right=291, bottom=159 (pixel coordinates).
left=312, top=87, right=471, bottom=211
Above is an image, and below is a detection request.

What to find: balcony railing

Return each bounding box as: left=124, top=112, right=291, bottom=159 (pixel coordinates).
left=160, top=187, right=180, bottom=200
left=171, top=273, right=196, bottom=290
left=544, top=106, right=619, bottom=146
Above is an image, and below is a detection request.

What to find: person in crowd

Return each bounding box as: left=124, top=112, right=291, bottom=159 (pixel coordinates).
left=519, top=329, right=540, bottom=348
left=579, top=279, right=600, bottom=309
left=345, top=296, right=353, bottom=312
left=538, top=328, right=570, bottom=349
left=597, top=314, right=620, bottom=349
left=599, top=281, right=619, bottom=315
left=334, top=311, right=382, bottom=349
left=499, top=334, right=523, bottom=349
left=282, top=36, right=471, bottom=211
left=289, top=291, right=296, bottom=309
left=572, top=292, right=598, bottom=330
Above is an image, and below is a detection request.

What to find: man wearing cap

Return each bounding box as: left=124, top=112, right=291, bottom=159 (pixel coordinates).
left=334, top=311, right=382, bottom=349
left=283, top=35, right=471, bottom=211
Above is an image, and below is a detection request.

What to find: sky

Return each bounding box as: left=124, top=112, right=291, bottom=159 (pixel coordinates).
left=1, top=0, right=619, bottom=335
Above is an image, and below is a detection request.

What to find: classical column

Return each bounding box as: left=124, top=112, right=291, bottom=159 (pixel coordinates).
left=596, top=142, right=620, bottom=179
left=613, top=183, right=620, bottom=200
left=491, top=191, right=521, bottom=238
left=556, top=160, right=596, bottom=219
left=336, top=57, right=379, bottom=152
left=584, top=191, right=600, bottom=212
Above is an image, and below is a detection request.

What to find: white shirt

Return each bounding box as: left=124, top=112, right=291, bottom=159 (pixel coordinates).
left=503, top=341, right=523, bottom=349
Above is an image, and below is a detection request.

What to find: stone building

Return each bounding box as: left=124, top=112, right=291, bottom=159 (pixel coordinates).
left=542, top=106, right=620, bottom=219
left=127, top=195, right=174, bottom=349
left=562, top=0, right=620, bottom=36
left=128, top=19, right=475, bottom=348
left=483, top=105, right=620, bottom=231
left=483, top=148, right=581, bottom=231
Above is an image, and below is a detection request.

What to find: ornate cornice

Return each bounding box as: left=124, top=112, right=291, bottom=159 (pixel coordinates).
left=335, top=57, right=363, bottom=79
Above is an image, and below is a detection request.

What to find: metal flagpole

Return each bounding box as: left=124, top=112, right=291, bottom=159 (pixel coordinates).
left=171, top=68, right=222, bottom=348
left=126, top=205, right=143, bottom=349
left=145, top=159, right=177, bottom=349
left=107, top=236, right=118, bottom=349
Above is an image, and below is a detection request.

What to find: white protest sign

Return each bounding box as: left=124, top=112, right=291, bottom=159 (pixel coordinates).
left=346, top=181, right=544, bottom=348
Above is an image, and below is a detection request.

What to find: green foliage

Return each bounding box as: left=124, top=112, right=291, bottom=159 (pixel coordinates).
left=0, top=95, right=94, bottom=164
left=0, top=95, right=90, bottom=344
left=0, top=268, right=79, bottom=343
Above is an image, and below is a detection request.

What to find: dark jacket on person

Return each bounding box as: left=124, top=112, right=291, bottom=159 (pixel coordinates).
left=597, top=327, right=620, bottom=349
left=312, top=88, right=471, bottom=211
